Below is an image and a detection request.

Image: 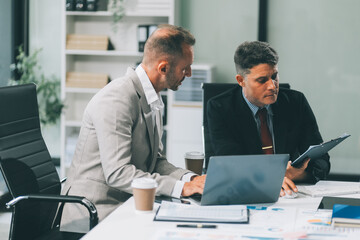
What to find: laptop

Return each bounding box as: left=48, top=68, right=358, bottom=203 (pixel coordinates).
left=190, top=154, right=289, bottom=205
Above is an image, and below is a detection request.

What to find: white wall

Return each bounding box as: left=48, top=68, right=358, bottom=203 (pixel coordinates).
left=267, top=0, right=360, bottom=174
left=180, top=0, right=259, bottom=83
left=29, top=0, right=360, bottom=174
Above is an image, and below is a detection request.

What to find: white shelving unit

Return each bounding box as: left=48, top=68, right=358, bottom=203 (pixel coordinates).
left=60, top=0, right=177, bottom=178
left=166, top=65, right=213, bottom=169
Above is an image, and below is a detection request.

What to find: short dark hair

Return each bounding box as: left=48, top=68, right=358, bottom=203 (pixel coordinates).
left=144, top=24, right=195, bottom=62
left=234, top=41, right=279, bottom=76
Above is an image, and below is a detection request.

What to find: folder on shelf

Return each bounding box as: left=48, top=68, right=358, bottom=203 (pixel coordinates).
left=66, top=72, right=109, bottom=88
left=137, top=24, right=158, bottom=52
left=66, top=34, right=114, bottom=51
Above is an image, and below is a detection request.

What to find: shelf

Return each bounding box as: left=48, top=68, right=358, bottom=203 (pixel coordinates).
left=66, top=10, right=171, bottom=17
left=66, top=11, right=111, bottom=16
left=65, top=87, right=101, bottom=94
left=61, top=0, right=175, bottom=179
left=66, top=49, right=143, bottom=57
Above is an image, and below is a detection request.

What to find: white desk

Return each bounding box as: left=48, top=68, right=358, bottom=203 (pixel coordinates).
left=82, top=181, right=360, bottom=240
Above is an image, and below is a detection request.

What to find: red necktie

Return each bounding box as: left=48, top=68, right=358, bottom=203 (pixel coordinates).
left=257, top=108, right=274, bottom=154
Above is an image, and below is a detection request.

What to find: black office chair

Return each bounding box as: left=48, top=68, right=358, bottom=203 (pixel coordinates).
left=202, top=82, right=291, bottom=171
left=0, top=84, right=98, bottom=240
left=202, top=83, right=238, bottom=171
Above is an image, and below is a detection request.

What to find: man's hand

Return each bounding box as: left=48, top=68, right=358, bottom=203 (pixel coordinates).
left=181, top=175, right=206, bottom=197
left=280, top=177, right=297, bottom=197
left=285, top=158, right=310, bottom=181
left=280, top=158, right=310, bottom=197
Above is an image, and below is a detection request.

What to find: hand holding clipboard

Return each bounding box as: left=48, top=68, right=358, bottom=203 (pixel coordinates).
left=291, top=133, right=350, bottom=167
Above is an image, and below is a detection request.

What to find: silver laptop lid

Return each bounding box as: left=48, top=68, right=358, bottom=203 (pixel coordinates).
left=201, top=154, right=289, bottom=205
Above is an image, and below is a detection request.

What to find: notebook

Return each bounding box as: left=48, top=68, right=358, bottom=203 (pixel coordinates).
left=190, top=154, right=289, bottom=205
left=154, top=201, right=248, bottom=223
left=332, top=204, right=360, bottom=228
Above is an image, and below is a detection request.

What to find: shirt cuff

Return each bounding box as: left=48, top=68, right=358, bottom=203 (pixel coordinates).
left=181, top=172, right=197, bottom=182
left=170, top=173, right=197, bottom=198
left=170, top=180, right=185, bottom=198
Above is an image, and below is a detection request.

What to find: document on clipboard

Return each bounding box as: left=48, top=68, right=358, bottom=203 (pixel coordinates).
left=291, top=133, right=350, bottom=167
left=154, top=201, right=249, bottom=224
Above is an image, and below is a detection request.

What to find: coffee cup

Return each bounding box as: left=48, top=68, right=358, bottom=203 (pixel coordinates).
left=184, top=151, right=204, bottom=175
left=131, top=178, right=158, bottom=213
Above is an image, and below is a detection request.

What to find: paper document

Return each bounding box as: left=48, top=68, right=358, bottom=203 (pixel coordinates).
left=154, top=201, right=248, bottom=223
left=297, top=183, right=360, bottom=197
left=291, top=133, right=350, bottom=166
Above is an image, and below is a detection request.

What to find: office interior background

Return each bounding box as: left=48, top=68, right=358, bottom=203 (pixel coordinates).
left=0, top=0, right=359, bottom=180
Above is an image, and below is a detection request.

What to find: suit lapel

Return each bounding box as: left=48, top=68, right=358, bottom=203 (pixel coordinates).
left=271, top=93, right=288, bottom=154
left=128, top=68, right=156, bottom=156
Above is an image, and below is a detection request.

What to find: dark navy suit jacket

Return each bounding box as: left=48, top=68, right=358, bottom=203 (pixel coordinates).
left=207, top=85, right=330, bottom=182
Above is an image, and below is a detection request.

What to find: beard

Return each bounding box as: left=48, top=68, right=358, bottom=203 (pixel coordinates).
left=166, top=68, right=183, bottom=91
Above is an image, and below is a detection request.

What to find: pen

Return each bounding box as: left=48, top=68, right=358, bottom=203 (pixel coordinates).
left=176, top=224, right=217, bottom=229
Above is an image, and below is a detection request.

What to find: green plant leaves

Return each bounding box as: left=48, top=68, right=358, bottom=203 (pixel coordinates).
left=8, top=46, right=64, bottom=126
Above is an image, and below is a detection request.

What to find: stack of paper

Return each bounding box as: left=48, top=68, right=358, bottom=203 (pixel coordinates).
left=297, top=184, right=360, bottom=197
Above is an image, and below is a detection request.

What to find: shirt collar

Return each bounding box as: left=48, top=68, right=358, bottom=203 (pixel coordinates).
left=241, top=89, right=273, bottom=116
left=135, top=65, right=164, bottom=110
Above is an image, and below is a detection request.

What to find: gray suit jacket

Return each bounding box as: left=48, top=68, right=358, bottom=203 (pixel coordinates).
left=60, top=68, right=190, bottom=232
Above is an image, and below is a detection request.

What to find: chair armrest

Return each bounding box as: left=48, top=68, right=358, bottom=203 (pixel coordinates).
left=6, top=194, right=98, bottom=229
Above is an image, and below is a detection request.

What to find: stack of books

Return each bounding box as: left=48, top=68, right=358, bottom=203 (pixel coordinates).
left=66, top=72, right=109, bottom=88
left=66, top=34, right=113, bottom=51
left=332, top=204, right=360, bottom=228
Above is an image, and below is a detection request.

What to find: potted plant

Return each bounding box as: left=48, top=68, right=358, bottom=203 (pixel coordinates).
left=108, top=0, right=126, bottom=33
left=8, top=46, right=64, bottom=126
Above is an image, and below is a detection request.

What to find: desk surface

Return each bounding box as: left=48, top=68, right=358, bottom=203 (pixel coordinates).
left=82, top=181, right=360, bottom=240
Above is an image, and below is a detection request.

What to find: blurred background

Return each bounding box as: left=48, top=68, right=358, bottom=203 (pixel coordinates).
left=0, top=0, right=359, bottom=203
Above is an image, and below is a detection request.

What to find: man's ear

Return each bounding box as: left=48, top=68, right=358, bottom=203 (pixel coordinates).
left=236, top=74, right=245, bottom=87
left=157, top=61, right=168, bottom=76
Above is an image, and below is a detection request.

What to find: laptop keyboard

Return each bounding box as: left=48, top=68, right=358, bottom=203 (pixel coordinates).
left=188, top=193, right=202, bottom=203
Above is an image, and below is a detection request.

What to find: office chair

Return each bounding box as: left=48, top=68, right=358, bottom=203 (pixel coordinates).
left=0, top=84, right=98, bottom=240
left=202, top=82, right=291, bottom=171
left=202, top=83, right=238, bottom=171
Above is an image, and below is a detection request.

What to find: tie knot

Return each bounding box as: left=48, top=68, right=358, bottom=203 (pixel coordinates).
left=257, top=108, right=267, bottom=118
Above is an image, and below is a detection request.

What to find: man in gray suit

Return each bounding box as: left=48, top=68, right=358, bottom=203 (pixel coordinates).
left=60, top=24, right=206, bottom=233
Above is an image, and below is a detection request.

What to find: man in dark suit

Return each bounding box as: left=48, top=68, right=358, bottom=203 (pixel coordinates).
left=207, top=41, right=330, bottom=196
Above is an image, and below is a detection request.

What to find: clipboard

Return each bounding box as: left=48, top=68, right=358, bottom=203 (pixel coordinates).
left=291, top=133, right=350, bottom=167
left=153, top=201, right=249, bottom=224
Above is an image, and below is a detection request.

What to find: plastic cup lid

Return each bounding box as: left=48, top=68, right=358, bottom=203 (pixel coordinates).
left=184, top=151, right=204, bottom=159
left=131, top=178, right=158, bottom=189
